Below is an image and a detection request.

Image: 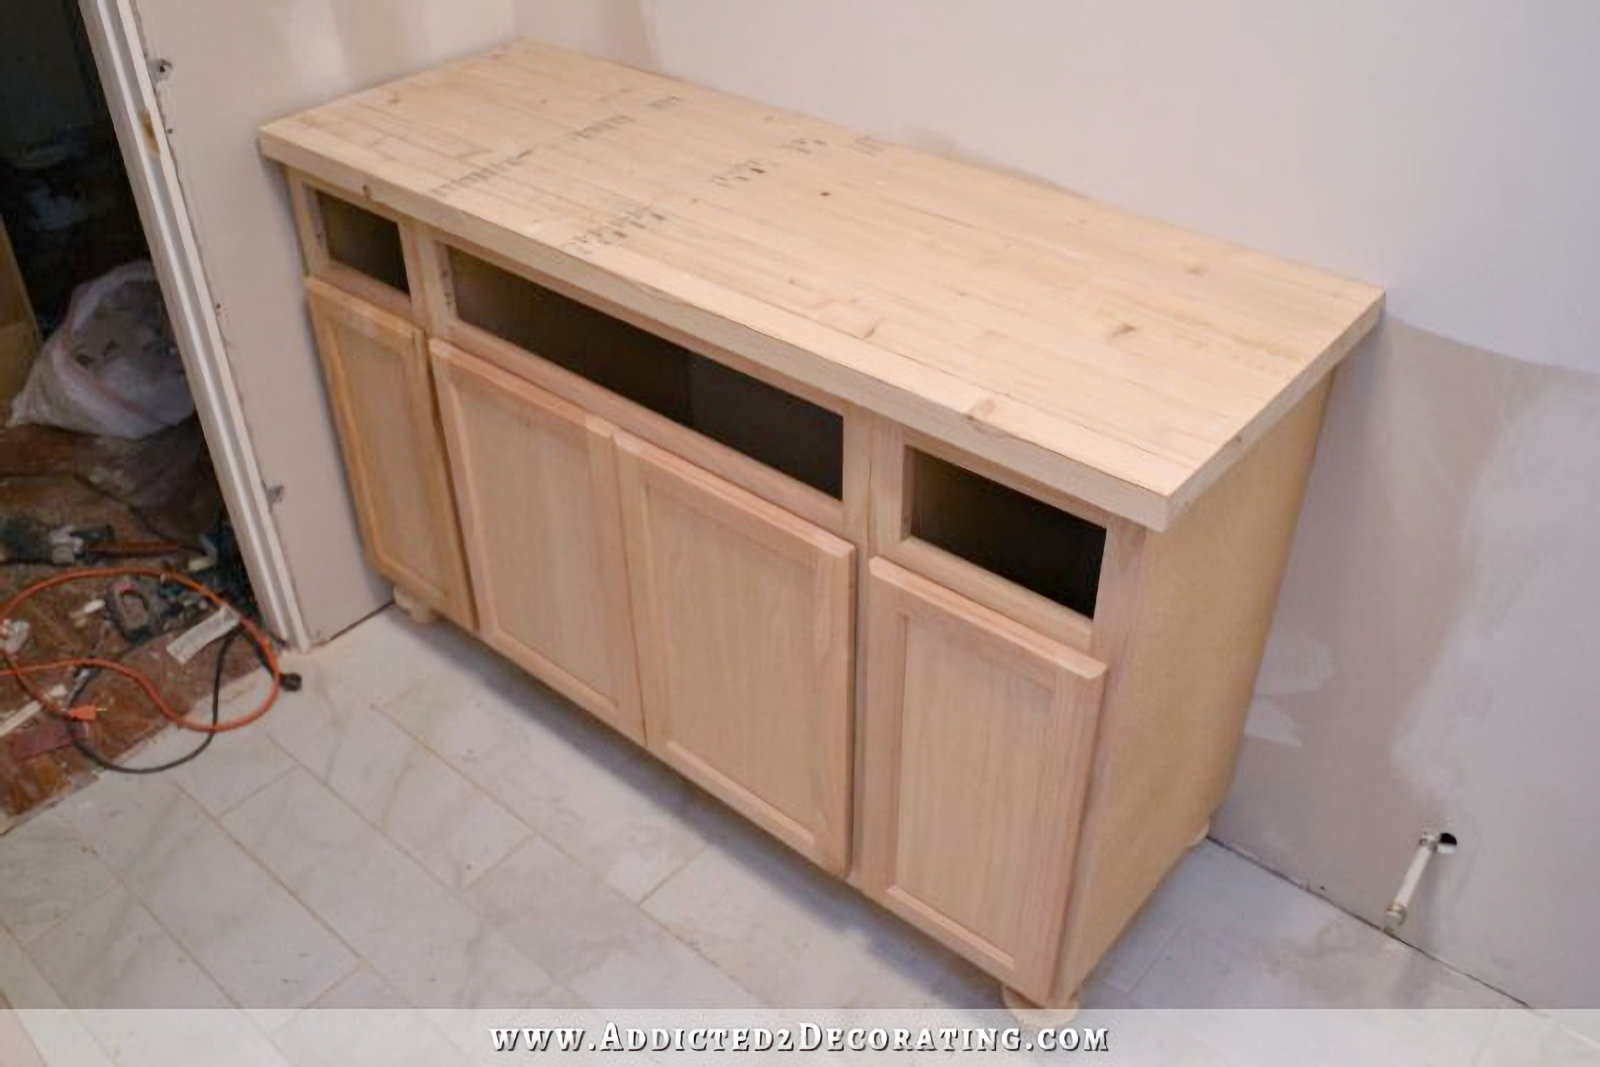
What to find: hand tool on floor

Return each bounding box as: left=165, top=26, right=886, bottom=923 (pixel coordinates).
left=105, top=575, right=206, bottom=646
left=1, top=512, right=182, bottom=565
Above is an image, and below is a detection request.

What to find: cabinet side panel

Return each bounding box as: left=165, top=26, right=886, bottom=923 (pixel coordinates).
left=1057, top=378, right=1333, bottom=999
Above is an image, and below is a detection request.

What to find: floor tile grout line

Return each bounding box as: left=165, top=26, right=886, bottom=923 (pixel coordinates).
left=298, top=956, right=366, bottom=1013
left=340, top=659, right=781, bottom=1009
left=362, top=670, right=699, bottom=908
left=11, top=863, right=120, bottom=953
left=30, top=874, right=241, bottom=1012
left=365, top=738, right=538, bottom=894
left=630, top=829, right=711, bottom=909
left=170, top=733, right=298, bottom=821
left=253, top=692, right=544, bottom=906
left=350, top=644, right=965, bottom=1011
left=208, top=753, right=563, bottom=1011
left=1205, top=837, right=1531, bottom=1009
left=68, top=768, right=366, bottom=1013
left=1108, top=913, right=1184, bottom=998
left=12, top=878, right=123, bottom=1009
left=233, top=654, right=581, bottom=1002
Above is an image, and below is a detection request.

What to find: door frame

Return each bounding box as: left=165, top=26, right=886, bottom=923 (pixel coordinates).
left=76, top=0, right=309, bottom=648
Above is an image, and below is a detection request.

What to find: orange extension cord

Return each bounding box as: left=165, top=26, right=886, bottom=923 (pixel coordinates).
left=0, top=566, right=282, bottom=733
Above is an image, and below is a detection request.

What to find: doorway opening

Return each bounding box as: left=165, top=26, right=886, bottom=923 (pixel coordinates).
left=0, top=0, right=278, bottom=831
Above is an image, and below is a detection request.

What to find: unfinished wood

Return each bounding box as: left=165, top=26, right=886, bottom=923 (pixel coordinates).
left=906, top=449, right=1105, bottom=617
left=1002, top=986, right=1081, bottom=1027
left=433, top=341, right=643, bottom=741
left=266, top=40, right=1364, bottom=1009
left=259, top=39, right=1383, bottom=529
left=872, top=422, right=1145, bottom=651
left=426, top=230, right=863, bottom=538
left=290, top=174, right=423, bottom=322
left=305, top=278, right=473, bottom=625
left=0, top=218, right=39, bottom=408
left=860, top=560, right=1105, bottom=1002
left=444, top=240, right=846, bottom=497
left=616, top=432, right=854, bottom=873
left=1054, top=378, right=1333, bottom=1002
left=392, top=585, right=439, bottom=625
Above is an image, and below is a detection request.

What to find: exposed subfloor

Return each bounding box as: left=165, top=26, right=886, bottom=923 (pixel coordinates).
left=0, top=420, right=257, bottom=825
left=0, top=608, right=1592, bottom=1065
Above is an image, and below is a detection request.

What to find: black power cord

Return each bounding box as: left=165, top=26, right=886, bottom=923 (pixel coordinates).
left=62, top=627, right=282, bottom=775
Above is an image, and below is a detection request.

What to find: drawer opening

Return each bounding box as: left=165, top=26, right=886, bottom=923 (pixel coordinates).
left=908, top=449, right=1105, bottom=617
left=447, top=245, right=844, bottom=498
left=316, top=190, right=410, bottom=294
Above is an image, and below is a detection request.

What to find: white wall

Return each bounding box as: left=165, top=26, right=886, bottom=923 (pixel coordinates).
left=513, top=0, right=1600, bottom=1006
left=129, top=0, right=516, bottom=641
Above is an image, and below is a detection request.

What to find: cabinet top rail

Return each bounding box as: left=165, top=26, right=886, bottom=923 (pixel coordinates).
left=260, top=39, right=1380, bottom=529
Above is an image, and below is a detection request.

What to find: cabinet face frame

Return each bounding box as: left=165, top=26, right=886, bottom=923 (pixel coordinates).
left=414, top=229, right=869, bottom=543
left=615, top=433, right=856, bottom=874
left=289, top=172, right=426, bottom=323
left=431, top=341, right=645, bottom=741
left=871, top=421, right=1143, bottom=653
left=304, top=278, right=473, bottom=625
left=860, top=559, right=1105, bottom=1001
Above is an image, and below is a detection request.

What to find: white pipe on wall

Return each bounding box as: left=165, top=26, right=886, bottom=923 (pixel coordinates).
left=1384, top=831, right=1456, bottom=931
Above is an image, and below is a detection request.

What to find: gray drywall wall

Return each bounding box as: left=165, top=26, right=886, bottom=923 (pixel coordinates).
left=129, top=0, right=516, bottom=641
left=511, top=0, right=1600, bottom=1006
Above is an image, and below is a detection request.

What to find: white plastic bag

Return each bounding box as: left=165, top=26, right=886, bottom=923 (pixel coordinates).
left=7, top=261, right=193, bottom=438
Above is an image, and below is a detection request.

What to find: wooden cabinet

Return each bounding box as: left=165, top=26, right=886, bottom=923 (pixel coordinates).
left=269, top=42, right=1380, bottom=1012
left=860, top=560, right=1105, bottom=1002
left=432, top=342, right=643, bottom=741
left=615, top=434, right=855, bottom=873
left=304, top=278, right=473, bottom=625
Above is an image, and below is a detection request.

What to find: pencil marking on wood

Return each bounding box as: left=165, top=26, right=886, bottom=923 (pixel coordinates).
left=571, top=114, right=637, bottom=141
left=709, top=159, right=770, bottom=189
left=560, top=205, right=672, bottom=256
left=782, top=136, right=829, bottom=156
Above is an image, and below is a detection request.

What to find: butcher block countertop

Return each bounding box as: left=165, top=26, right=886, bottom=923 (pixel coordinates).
left=260, top=39, right=1382, bottom=530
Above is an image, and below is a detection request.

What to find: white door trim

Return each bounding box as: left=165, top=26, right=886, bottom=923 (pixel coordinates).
left=76, top=0, right=310, bottom=649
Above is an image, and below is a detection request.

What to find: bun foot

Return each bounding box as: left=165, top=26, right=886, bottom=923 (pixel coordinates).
left=1001, top=985, right=1080, bottom=1025
left=393, top=586, right=439, bottom=625
left=1190, top=820, right=1212, bottom=849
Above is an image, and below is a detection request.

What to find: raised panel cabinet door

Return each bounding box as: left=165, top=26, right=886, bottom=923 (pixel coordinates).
left=432, top=342, right=644, bottom=741
left=860, top=559, right=1106, bottom=1002
left=304, top=278, right=473, bottom=625
left=614, top=433, right=854, bottom=873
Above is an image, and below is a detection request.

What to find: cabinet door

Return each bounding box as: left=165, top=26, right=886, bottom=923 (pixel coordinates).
left=615, top=434, right=854, bottom=873
left=305, top=278, right=472, bottom=625
left=860, top=559, right=1105, bottom=1001
left=432, top=343, right=643, bottom=741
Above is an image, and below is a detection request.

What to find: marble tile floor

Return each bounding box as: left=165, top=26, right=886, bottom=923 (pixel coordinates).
left=0, top=608, right=1592, bottom=1065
